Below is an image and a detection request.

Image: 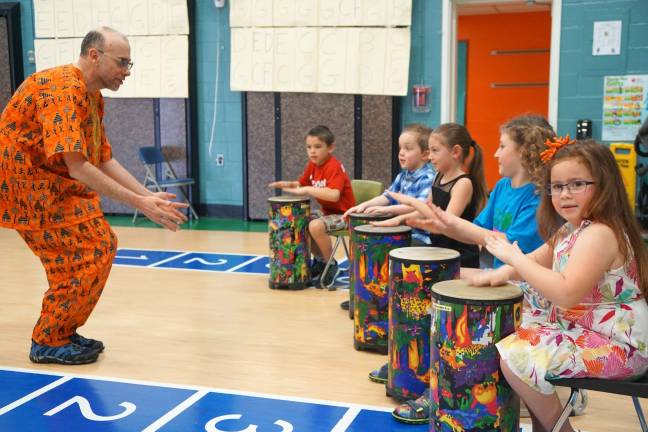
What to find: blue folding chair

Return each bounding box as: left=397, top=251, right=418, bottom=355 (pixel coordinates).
left=132, top=146, right=199, bottom=223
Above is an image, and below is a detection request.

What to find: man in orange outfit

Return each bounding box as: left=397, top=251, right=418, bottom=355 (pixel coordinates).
left=0, top=27, right=189, bottom=365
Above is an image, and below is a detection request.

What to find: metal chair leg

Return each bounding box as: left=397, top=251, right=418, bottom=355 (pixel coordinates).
left=572, top=389, right=588, bottom=416
left=633, top=396, right=648, bottom=432
left=177, top=186, right=199, bottom=219
left=550, top=388, right=578, bottom=432
left=341, top=237, right=350, bottom=264
left=320, top=236, right=342, bottom=290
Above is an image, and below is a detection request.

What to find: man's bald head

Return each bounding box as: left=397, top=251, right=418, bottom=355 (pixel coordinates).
left=80, top=27, right=128, bottom=57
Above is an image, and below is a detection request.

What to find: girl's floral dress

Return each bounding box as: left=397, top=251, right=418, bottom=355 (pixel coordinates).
left=497, top=220, right=648, bottom=394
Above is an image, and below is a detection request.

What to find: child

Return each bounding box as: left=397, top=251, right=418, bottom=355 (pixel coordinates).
left=386, top=114, right=555, bottom=424
left=269, top=125, right=355, bottom=288
left=473, top=139, right=648, bottom=432
left=343, top=123, right=436, bottom=246
left=366, top=122, right=487, bottom=390
left=381, top=122, right=488, bottom=267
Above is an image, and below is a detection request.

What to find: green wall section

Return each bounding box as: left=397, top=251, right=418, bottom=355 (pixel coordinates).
left=195, top=0, right=243, bottom=207
left=2, top=0, right=36, bottom=77
left=557, top=0, right=648, bottom=141
left=399, top=0, right=442, bottom=129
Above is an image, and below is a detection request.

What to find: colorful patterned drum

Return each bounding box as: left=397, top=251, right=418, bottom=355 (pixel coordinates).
left=353, top=225, right=411, bottom=354
left=387, top=247, right=461, bottom=400
left=430, top=280, right=523, bottom=432
left=267, top=195, right=310, bottom=290
left=347, top=212, right=392, bottom=318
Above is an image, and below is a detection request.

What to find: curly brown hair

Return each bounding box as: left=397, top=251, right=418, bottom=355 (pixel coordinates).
left=500, top=114, right=556, bottom=188
left=536, top=139, right=648, bottom=299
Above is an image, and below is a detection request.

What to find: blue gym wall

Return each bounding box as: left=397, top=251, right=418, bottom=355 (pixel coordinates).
left=557, top=0, right=648, bottom=141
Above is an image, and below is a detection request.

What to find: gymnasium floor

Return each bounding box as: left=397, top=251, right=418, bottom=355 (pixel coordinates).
left=0, top=220, right=645, bottom=431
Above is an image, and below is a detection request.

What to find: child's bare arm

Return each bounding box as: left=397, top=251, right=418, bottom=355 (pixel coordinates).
left=284, top=186, right=340, bottom=202
left=268, top=180, right=299, bottom=189
left=485, top=225, right=618, bottom=308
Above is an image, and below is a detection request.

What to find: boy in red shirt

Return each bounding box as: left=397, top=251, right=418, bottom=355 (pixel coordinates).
left=269, top=125, right=355, bottom=288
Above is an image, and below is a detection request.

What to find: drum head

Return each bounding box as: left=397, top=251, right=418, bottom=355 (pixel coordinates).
left=432, top=279, right=523, bottom=304
left=349, top=212, right=392, bottom=221
left=267, top=195, right=309, bottom=203
left=389, top=246, right=460, bottom=263
left=355, top=224, right=411, bottom=235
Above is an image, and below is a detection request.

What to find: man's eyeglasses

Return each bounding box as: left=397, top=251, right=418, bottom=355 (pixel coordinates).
left=546, top=180, right=595, bottom=196
left=96, top=49, right=133, bottom=71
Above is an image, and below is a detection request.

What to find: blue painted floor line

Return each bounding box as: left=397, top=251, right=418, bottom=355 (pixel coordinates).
left=0, top=366, right=427, bottom=432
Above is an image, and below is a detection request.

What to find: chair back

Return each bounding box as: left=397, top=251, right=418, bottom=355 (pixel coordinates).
left=351, top=179, right=383, bottom=205
left=138, top=146, right=167, bottom=165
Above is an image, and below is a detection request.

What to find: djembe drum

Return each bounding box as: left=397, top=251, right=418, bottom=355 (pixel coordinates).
left=347, top=212, right=392, bottom=318
left=387, top=247, right=461, bottom=400
left=353, top=225, right=411, bottom=354
left=267, top=195, right=310, bottom=290
left=430, top=280, right=523, bottom=432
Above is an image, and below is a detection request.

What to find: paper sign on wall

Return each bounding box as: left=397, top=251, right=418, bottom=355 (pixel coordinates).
left=602, top=74, right=648, bottom=141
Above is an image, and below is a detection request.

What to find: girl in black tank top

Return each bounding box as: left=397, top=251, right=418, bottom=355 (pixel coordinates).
left=430, top=173, right=480, bottom=267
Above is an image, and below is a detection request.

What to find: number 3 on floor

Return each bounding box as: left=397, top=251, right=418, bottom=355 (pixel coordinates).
left=205, top=414, right=293, bottom=432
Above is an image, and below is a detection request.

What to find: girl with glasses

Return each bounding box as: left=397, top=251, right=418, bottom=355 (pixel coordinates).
left=472, top=139, right=648, bottom=432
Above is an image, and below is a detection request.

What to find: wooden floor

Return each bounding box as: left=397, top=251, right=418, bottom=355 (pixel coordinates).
left=0, top=226, right=645, bottom=431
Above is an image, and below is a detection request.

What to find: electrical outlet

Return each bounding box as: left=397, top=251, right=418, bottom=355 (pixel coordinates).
left=216, top=154, right=224, bottom=166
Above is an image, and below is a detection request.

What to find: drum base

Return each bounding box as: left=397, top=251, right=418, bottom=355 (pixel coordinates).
left=268, top=280, right=308, bottom=290
left=353, top=339, right=388, bottom=355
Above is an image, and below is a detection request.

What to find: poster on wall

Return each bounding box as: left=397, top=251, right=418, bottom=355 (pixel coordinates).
left=602, top=74, right=648, bottom=141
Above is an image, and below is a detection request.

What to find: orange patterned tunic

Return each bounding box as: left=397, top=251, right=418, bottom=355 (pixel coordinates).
left=0, top=64, right=112, bottom=230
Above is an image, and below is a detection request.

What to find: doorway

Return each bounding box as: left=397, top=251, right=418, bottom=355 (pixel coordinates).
left=443, top=0, right=558, bottom=188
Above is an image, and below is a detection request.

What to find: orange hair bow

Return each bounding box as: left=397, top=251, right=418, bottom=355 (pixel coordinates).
left=540, top=135, right=575, bottom=163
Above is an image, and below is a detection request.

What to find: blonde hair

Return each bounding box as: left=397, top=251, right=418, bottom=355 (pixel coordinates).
left=402, top=123, right=433, bottom=152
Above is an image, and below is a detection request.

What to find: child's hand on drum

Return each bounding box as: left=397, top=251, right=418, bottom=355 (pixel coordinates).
left=365, top=206, right=389, bottom=215
left=371, top=216, right=402, bottom=227
left=343, top=203, right=368, bottom=218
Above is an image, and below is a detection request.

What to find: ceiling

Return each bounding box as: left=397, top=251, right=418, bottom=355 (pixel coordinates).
left=456, top=0, right=552, bottom=15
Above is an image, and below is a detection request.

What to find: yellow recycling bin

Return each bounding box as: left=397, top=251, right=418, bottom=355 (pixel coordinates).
left=610, top=142, right=637, bottom=210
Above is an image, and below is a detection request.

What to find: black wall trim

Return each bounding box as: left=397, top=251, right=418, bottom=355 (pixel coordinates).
left=242, top=92, right=249, bottom=219
left=273, top=92, right=282, bottom=185
left=0, top=2, right=23, bottom=90
left=186, top=0, right=200, bottom=215
left=153, top=99, right=162, bottom=179
left=199, top=204, right=244, bottom=218
left=353, top=95, right=363, bottom=178
left=391, top=96, right=402, bottom=181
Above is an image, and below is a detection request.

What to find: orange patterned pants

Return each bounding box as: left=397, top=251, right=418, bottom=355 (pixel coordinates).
left=19, top=217, right=118, bottom=346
